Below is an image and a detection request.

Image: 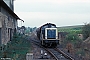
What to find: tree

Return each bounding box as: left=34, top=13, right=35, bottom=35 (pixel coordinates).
left=82, top=23, right=90, bottom=39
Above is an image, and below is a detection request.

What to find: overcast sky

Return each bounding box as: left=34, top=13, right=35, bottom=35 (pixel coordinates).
left=14, top=0, right=90, bottom=27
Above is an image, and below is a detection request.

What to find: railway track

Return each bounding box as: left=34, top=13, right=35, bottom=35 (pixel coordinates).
left=31, top=39, right=74, bottom=60
left=55, top=48, right=74, bottom=60
left=30, top=32, right=74, bottom=60
left=47, top=48, right=67, bottom=60
left=45, top=48, right=74, bottom=60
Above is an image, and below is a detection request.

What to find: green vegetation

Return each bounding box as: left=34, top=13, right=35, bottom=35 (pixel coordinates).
left=58, top=24, right=90, bottom=59
left=58, top=25, right=83, bottom=56
left=82, top=23, right=90, bottom=39
left=58, top=25, right=82, bottom=33
left=0, top=34, right=31, bottom=60
left=58, top=25, right=82, bottom=44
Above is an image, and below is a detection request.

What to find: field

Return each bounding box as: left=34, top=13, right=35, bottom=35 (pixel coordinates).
left=57, top=25, right=83, bottom=32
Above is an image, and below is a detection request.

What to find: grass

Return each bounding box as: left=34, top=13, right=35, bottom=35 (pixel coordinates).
left=0, top=34, right=31, bottom=60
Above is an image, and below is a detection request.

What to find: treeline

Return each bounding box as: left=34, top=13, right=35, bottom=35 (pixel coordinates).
left=25, top=27, right=37, bottom=33
left=17, top=26, right=37, bottom=35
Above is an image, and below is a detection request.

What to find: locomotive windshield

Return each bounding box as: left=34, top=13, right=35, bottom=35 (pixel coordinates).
left=47, top=29, right=56, bottom=39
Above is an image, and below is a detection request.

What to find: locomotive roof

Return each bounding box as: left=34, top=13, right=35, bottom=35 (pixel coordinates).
left=41, top=23, right=56, bottom=27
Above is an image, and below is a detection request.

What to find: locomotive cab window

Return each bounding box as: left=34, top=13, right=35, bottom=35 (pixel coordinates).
left=47, top=29, right=56, bottom=39
left=45, top=28, right=58, bottom=39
